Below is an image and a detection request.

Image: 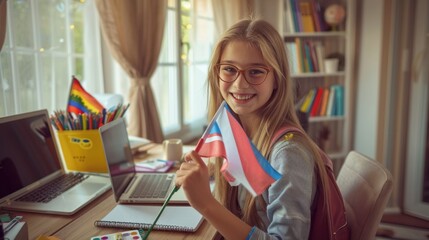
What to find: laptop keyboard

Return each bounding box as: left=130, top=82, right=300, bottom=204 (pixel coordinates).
left=131, top=174, right=173, bottom=199
left=16, top=173, right=89, bottom=203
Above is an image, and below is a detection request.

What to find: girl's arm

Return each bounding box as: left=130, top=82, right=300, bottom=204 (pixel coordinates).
left=175, top=151, right=252, bottom=240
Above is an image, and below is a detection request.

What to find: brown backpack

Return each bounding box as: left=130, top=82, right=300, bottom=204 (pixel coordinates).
left=272, top=125, right=350, bottom=240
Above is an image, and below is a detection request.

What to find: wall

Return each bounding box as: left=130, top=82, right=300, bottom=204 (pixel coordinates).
left=253, top=0, right=283, bottom=33
left=352, top=0, right=384, bottom=159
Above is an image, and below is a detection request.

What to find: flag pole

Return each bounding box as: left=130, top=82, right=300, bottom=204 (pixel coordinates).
left=66, top=76, right=76, bottom=112
left=142, top=186, right=180, bottom=240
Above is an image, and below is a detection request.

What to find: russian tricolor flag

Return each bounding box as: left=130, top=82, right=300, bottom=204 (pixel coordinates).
left=196, top=101, right=282, bottom=196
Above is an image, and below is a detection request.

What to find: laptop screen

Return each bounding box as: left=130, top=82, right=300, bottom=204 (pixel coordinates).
left=99, top=118, right=135, bottom=201
left=0, top=110, right=62, bottom=201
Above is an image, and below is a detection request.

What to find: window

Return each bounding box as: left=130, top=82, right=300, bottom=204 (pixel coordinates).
left=151, top=0, right=214, bottom=142
left=0, top=0, right=102, bottom=117
left=105, top=0, right=214, bottom=142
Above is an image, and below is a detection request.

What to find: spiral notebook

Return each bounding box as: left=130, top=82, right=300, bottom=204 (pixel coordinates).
left=94, top=204, right=204, bottom=232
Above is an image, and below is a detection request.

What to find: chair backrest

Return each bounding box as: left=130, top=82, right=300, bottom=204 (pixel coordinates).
left=336, top=151, right=393, bottom=240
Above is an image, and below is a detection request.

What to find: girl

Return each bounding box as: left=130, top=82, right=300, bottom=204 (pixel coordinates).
left=175, top=19, right=349, bottom=240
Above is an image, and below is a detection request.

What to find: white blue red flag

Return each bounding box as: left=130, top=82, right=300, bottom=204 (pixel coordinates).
left=195, top=101, right=282, bottom=196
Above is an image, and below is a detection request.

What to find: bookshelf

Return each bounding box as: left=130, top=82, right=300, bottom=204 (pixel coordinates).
left=282, top=0, right=356, bottom=160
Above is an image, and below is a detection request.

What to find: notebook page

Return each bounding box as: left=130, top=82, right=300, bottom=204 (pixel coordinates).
left=95, top=205, right=204, bottom=232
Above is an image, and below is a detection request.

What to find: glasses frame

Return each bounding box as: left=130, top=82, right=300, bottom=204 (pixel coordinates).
left=215, top=63, right=271, bottom=85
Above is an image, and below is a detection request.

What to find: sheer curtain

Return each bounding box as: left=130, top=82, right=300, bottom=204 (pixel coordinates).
left=95, top=0, right=167, bottom=143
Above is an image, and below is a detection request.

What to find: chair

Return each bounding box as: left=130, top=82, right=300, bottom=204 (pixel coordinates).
left=336, top=151, right=393, bottom=240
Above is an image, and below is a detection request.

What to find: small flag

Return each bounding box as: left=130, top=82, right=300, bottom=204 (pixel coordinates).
left=67, top=76, right=104, bottom=114
left=195, top=101, right=282, bottom=196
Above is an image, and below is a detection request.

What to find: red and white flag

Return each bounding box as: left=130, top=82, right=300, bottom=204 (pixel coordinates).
left=195, top=101, right=282, bottom=196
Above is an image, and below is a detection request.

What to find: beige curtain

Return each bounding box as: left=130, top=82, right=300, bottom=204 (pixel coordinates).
left=95, top=0, right=166, bottom=143
left=212, top=0, right=254, bottom=37
left=0, top=0, right=6, bottom=51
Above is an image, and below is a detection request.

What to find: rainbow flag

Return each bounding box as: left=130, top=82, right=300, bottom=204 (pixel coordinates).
left=67, top=76, right=104, bottom=114
left=195, top=101, right=282, bottom=196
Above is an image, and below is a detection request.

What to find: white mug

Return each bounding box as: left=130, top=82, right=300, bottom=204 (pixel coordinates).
left=162, top=139, right=183, bottom=161
left=324, top=58, right=339, bottom=73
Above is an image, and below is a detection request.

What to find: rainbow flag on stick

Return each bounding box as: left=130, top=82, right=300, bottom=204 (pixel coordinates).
left=67, top=76, right=104, bottom=114
left=195, top=101, right=282, bottom=196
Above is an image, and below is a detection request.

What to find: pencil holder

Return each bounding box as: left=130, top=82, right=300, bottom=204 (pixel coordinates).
left=57, top=130, right=108, bottom=173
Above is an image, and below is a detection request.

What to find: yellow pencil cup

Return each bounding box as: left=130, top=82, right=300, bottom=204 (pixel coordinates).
left=57, top=130, right=108, bottom=173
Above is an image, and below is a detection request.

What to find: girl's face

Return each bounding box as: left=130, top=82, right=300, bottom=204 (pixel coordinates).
left=218, top=41, right=276, bottom=119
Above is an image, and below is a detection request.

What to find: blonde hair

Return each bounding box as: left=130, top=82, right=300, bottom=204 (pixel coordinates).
left=207, top=19, right=329, bottom=228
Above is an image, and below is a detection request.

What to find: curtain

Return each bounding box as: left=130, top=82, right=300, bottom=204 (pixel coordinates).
left=0, top=0, right=6, bottom=51
left=95, top=0, right=167, bottom=143
left=212, top=0, right=254, bottom=38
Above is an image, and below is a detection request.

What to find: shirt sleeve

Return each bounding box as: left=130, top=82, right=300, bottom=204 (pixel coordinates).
left=246, top=139, right=316, bottom=240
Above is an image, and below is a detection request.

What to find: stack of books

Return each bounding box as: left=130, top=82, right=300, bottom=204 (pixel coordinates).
left=297, top=85, right=344, bottom=117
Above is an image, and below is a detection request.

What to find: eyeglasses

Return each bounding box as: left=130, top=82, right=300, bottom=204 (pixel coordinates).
left=215, top=64, right=270, bottom=85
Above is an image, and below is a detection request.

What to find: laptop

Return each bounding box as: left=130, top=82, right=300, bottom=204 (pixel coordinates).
left=0, top=110, right=111, bottom=215
left=99, top=118, right=188, bottom=204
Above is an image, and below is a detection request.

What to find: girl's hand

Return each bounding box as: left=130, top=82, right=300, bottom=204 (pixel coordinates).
left=176, top=152, right=252, bottom=239
left=175, top=150, right=214, bottom=212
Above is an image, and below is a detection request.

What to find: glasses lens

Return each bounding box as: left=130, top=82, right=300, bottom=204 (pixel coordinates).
left=217, top=64, right=238, bottom=82
left=245, top=67, right=269, bottom=85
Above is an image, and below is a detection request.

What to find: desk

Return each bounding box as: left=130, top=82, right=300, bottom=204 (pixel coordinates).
left=7, top=145, right=216, bottom=240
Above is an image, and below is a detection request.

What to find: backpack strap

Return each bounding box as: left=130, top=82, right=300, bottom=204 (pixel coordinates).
left=270, top=125, right=303, bottom=148
left=271, top=126, right=350, bottom=239
left=270, top=125, right=333, bottom=169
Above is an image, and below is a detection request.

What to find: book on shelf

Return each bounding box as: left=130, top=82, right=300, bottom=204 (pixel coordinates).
left=295, top=38, right=304, bottom=73
left=308, top=41, right=319, bottom=72
left=310, top=87, right=324, bottom=116
left=334, top=85, right=344, bottom=116
left=284, top=0, right=295, bottom=33
left=285, top=41, right=299, bottom=74
left=326, top=85, right=336, bottom=116
left=295, top=93, right=307, bottom=111
left=289, top=0, right=302, bottom=32
left=299, top=1, right=315, bottom=32
left=310, top=1, right=328, bottom=32
left=314, top=41, right=325, bottom=72
left=310, top=1, right=321, bottom=31
left=299, top=88, right=316, bottom=113
left=303, top=42, right=314, bottom=72
left=319, top=88, right=330, bottom=116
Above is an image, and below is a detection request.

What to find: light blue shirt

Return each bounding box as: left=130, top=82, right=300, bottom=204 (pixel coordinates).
left=241, top=139, right=316, bottom=240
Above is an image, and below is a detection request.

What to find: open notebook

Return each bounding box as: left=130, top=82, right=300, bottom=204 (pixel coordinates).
left=94, top=204, right=204, bottom=232
left=0, top=110, right=111, bottom=215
